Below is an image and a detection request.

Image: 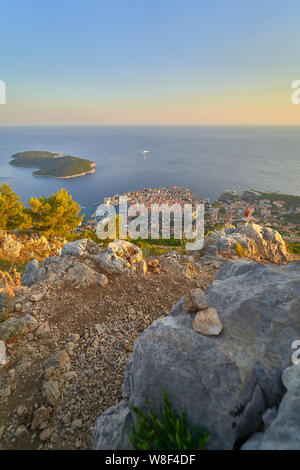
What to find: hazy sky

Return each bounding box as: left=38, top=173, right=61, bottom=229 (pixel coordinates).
left=1, top=0, right=300, bottom=125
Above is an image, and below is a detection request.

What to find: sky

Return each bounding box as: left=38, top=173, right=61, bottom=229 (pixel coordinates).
left=1, top=0, right=300, bottom=125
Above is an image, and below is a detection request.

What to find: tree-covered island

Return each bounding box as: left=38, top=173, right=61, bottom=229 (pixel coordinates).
left=10, top=151, right=96, bottom=178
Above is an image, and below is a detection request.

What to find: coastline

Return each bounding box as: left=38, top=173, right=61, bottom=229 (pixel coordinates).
left=10, top=151, right=96, bottom=179
left=33, top=168, right=96, bottom=179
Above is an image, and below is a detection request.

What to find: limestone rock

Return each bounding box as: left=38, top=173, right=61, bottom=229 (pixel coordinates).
left=134, top=260, right=148, bottom=275
left=30, top=292, right=45, bottom=302
left=1, top=234, right=23, bottom=258
left=203, top=223, right=292, bottom=264
left=282, top=365, right=300, bottom=392
left=192, top=307, right=222, bottom=336
left=31, top=406, right=51, bottom=431
left=0, top=289, right=10, bottom=310
left=35, top=323, right=51, bottom=339
left=242, top=365, right=300, bottom=450
left=0, top=315, right=38, bottom=341
left=42, top=380, right=60, bottom=406
left=61, top=238, right=100, bottom=258
left=22, top=259, right=41, bottom=287
left=108, top=240, right=142, bottom=260
left=0, top=340, right=6, bottom=365
left=182, top=288, right=208, bottom=313
left=93, top=260, right=300, bottom=450
left=22, top=239, right=146, bottom=288
left=94, top=251, right=130, bottom=274
left=130, top=253, right=143, bottom=264
left=65, top=262, right=108, bottom=288
left=262, top=407, right=277, bottom=429
left=93, top=399, right=133, bottom=450
left=45, top=350, right=70, bottom=370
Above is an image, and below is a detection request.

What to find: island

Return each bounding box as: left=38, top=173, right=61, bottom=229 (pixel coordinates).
left=10, top=151, right=96, bottom=178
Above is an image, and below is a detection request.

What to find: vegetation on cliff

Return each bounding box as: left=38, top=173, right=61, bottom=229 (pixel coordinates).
left=129, top=390, right=209, bottom=450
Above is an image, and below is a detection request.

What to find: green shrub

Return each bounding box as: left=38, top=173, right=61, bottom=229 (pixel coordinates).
left=128, top=390, right=209, bottom=450
left=287, top=242, right=300, bottom=254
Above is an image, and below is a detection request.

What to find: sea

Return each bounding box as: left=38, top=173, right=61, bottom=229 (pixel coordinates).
left=0, top=125, right=299, bottom=219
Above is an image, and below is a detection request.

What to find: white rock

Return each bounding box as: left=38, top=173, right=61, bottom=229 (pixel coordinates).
left=0, top=340, right=6, bottom=365
left=182, top=288, right=208, bottom=313
left=282, top=365, right=300, bottom=391
left=192, top=307, right=223, bottom=336
left=62, top=239, right=100, bottom=258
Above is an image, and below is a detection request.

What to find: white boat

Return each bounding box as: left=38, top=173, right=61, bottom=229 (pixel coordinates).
left=141, top=150, right=150, bottom=154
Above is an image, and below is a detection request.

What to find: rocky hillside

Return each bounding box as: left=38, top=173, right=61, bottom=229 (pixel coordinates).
left=0, top=231, right=64, bottom=265
left=202, top=223, right=292, bottom=264
left=94, top=259, right=300, bottom=450
left=0, top=224, right=297, bottom=450
left=0, top=239, right=219, bottom=449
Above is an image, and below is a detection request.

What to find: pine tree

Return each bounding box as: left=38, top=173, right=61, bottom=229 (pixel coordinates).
left=0, top=183, right=30, bottom=231
left=28, top=188, right=83, bottom=238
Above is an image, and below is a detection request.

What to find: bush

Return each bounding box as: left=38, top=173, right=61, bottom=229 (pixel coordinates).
left=0, top=266, right=22, bottom=297
left=128, top=390, right=209, bottom=450
left=287, top=242, right=300, bottom=254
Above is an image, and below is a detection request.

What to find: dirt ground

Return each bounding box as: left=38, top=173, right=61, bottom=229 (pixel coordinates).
left=0, top=253, right=219, bottom=450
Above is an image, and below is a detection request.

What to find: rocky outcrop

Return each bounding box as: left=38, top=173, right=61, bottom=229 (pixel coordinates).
left=22, top=239, right=147, bottom=287
left=0, top=315, right=38, bottom=341
left=93, top=260, right=300, bottom=450
left=203, top=223, right=292, bottom=264
left=0, top=232, right=63, bottom=261
left=242, top=365, right=300, bottom=450
left=1, top=234, right=23, bottom=258
left=65, top=263, right=108, bottom=289
left=0, top=340, right=6, bottom=365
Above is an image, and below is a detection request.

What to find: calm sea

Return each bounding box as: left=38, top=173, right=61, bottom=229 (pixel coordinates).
left=0, top=125, right=299, bottom=218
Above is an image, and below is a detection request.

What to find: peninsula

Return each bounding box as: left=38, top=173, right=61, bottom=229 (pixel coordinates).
left=10, top=151, right=96, bottom=178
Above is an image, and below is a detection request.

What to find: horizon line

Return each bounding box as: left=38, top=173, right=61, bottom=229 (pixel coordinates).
left=1, top=123, right=300, bottom=128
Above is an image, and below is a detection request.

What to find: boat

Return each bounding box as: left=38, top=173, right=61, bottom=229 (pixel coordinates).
left=141, top=150, right=150, bottom=154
